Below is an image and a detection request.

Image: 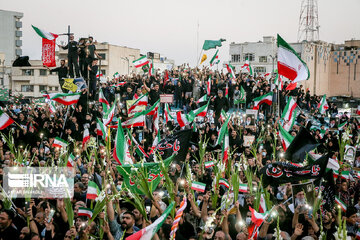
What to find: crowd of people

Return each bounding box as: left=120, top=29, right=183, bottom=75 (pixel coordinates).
left=0, top=56, right=359, bottom=240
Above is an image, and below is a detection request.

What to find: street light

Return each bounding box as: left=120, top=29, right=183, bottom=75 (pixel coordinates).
left=269, top=55, right=277, bottom=74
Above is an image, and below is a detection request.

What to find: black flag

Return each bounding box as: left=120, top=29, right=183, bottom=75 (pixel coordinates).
left=285, top=127, right=319, bottom=163
left=151, top=129, right=192, bottom=163
left=315, top=169, right=336, bottom=212
left=259, top=154, right=329, bottom=187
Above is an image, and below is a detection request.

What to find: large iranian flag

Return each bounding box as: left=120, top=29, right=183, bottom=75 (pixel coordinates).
left=210, top=50, right=219, bottom=66
left=281, top=97, right=298, bottom=122
left=277, top=34, right=309, bottom=83
left=187, top=101, right=209, bottom=122
left=122, top=112, right=146, bottom=128
left=32, top=25, right=58, bottom=67
left=133, top=56, right=149, bottom=68
left=278, top=124, right=294, bottom=151
left=176, top=112, right=190, bottom=128
left=126, top=202, right=174, bottom=240
left=253, top=92, right=273, bottom=110
left=113, top=120, right=132, bottom=165
left=99, top=88, right=110, bottom=111
left=241, top=60, right=253, bottom=75
left=50, top=92, right=81, bottom=105
left=0, top=110, right=14, bottom=130
left=128, top=94, right=148, bottom=114
left=318, top=95, right=329, bottom=114
left=103, top=100, right=116, bottom=126
left=32, top=25, right=58, bottom=40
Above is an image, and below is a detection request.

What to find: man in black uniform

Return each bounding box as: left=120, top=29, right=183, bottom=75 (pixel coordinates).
left=47, top=59, right=68, bottom=92
left=58, top=34, right=80, bottom=78
left=86, top=36, right=102, bottom=79
left=88, top=58, right=99, bottom=100
left=213, top=90, right=229, bottom=126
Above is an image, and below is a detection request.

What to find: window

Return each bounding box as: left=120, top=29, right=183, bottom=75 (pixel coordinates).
left=49, top=87, right=52, bottom=91
left=40, top=69, right=47, bottom=76
left=101, top=70, right=106, bottom=76
left=22, top=69, right=34, bottom=76
left=55, top=87, right=59, bottom=91
left=259, top=56, right=268, bottom=63
left=254, top=67, right=266, bottom=73
left=98, top=53, right=106, bottom=60
left=21, top=85, right=34, bottom=92
left=231, top=54, right=241, bottom=62
left=243, top=53, right=255, bottom=61
left=39, top=85, right=47, bottom=92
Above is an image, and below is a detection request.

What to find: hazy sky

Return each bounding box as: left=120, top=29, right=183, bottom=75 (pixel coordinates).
left=2, top=0, right=360, bottom=66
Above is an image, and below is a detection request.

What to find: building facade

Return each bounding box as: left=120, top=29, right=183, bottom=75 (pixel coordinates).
left=57, top=42, right=141, bottom=77
left=229, top=36, right=360, bottom=98
left=0, top=9, right=23, bottom=66
left=11, top=60, right=60, bottom=98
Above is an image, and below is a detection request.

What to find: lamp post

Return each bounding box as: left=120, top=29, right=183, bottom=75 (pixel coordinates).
left=269, top=55, right=277, bottom=74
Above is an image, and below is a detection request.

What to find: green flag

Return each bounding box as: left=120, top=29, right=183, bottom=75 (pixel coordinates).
left=116, top=156, right=173, bottom=195
left=235, top=86, right=246, bottom=104
left=202, top=39, right=226, bottom=50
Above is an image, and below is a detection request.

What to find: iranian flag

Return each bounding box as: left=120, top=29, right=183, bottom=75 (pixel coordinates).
left=286, top=81, right=297, bottom=91
left=205, top=161, right=214, bottom=168
left=126, top=202, right=174, bottom=240
left=278, top=124, right=294, bottom=151
left=176, top=112, right=190, bottom=128
left=78, top=207, right=93, bottom=219
left=144, top=100, right=160, bottom=116
left=82, top=128, right=90, bottom=148
left=113, top=72, right=120, bottom=79
left=32, top=25, right=58, bottom=67
left=274, top=74, right=283, bottom=90
left=164, top=103, right=174, bottom=122
left=86, top=181, right=100, bottom=200
left=0, top=110, right=14, bottom=130
left=253, top=92, right=273, bottom=110
left=281, top=97, right=298, bottom=122
left=114, top=120, right=132, bottom=165
left=103, top=100, right=116, bottom=126
left=239, top=184, right=248, bottom=193
left=222, top=129, right=229, bottom=164
left=226, top=64, right=236, bottom=82
left=128, top=94, right=148, bottom=114
left=225, top=83, right=229, bottom=98
left=128, top=131, right=149, bottom=158
left=326, top=158, right=340, bottom=172
left=67, top=153, right=76, bottom=168
left=191, top=181, right=206, bottom=193
left=99, top=88, right=110, bottom=111
left=187, top=101, right=209, bottom=122
left=210, top=50, right=219, bottom=66
left=96, top=118, right=107, bottom=140
left=249, top=207, right=267, bottom=226
left=96, top=71, right=103, bottom=78
left=341, top=171, right=351, bottom=180
left=219, top=178, right=230, bottom=189
left=207, top=77, right=211, bottom=96
left=235, top=86, right=246, bottom=104
left=282, top=108, right=298, bottom=132
left=122, top=112, right=146, bottom=128
left=133, top=56, right=149, bottom=68
left=48, top=100, right=57, bottom=113
left=335, top=196, right=347, bottom=212
left=338, top=121, right=347, bottom=130
left=259, top=194, right=267, bottom=213
left=52, top=137, right=68, bottom=149
left=216, top=116, right=230, bottom=145
left=318, top=95, right=329, bottom=114
left=50, top=92, right=81, bottom=105
left=241, top=60, right=253, bottom=75
left=357, top=106, right=360, bottom=115
left=112, top=82, right=126, bottom=87
left=277, top=34, right=309, bottom=83
left=197, top=95, right=208, bottom=104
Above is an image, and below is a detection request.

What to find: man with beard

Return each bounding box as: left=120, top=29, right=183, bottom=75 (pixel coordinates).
left=107, top=200, right=139, bottom=239
left=19, top=227, right=31, bottom=240
left=0, top=209, right=19, bottom=239
left=322, top=211, right=336, bottom=240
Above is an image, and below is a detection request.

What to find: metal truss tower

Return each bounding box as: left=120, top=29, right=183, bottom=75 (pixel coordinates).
left=297, top=0, right=320, bottom=42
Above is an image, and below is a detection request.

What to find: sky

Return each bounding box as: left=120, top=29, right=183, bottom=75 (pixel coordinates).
left=2, top=0, right=360, bottom=66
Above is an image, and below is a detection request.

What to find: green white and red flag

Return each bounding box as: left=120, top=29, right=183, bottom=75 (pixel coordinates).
left=210, top=50, right=219, bottom=66
left=82, top=128, right=90, bottom=148
left=341, top=171, right=351, bottom=180
left=111, top=82, right=126, bottom=87
left=113, top=120, right=132, bottom=165
left=191, top=181, right=206, bottom=193
left=86, top=181, right=100, bottom=200
left=282, top=108, right=298, bottom=132
left=338, top=121, right=347, bottom=130
left=286, top=81, right=297, bottom=91
left=113, top=72, right=120, bottom=79
left=133, top=56, right=149, bottom=68
left=249, top=207, right=267, bottom=226
left=176, top=112, right=190, bottom=128
left=241, top=60, right=253, bottom=75
left=126, top=202, right=175, bottom=240
left=277, top=34, right=309, bottom=83
left=127, top=130, right=149, bottom=158
left=78, top=207, right=93, bottom=219
left=207, top=77, right=211, bottom=96
left=335, top=196, right=347, bottom=212
left=278, top=124, right=294, bottom=151
left=326, top=158, right=340, bottom=172
left=99, top=88, right=110, bottom=112
left=222, top=129, right=229, bottom=164
left=253, top=92, right=273, bottom=110
left=150, top=128, right=161, bottom=155
left=144, top=100, right=160, bottom=116
left=259, top=194, right=267, bottom=213
left=164, top=103, right=174, bottom=122
left=318, top=95, right=329, bottom=114
left=196, top=95, right=208, bottom=104
left=32, top=25, right=58, bottom=67
left=96, top=118, right=108, bottom=140
left=122, top=112, right=146, bottom=128
left=357, top=106, right=360, bottom=115
left=226, top=63, right=236, bottom=82
left=128, top=94, right=148, bottom=114
left=219, top=178, right=230, bottom=189
left=149, top=60, right=155, bottom=76
left=96, top=70, right=103, bottom=78
left=103, top=100, right=116, bottom=126
left=32, top=25, right=58, bottom=40
left=205, top=161, right=214, bottom=168
left=239, top=184, right=248, bottom=193
left=274, top=74, right=283, bottom=90
left=52, top=137, right=68, bottom=149
left=188, top=101, right=209, bottom=122
left=225, top=83, right=229, bottom=98
left=216, top=116, right=230, bottom=145
left=0, top=110, right=14, bottom=130
left=281, top=97, right=298, bottom=122
left=50, top=92, right=81, bottom=105
left=67, top=153, right=76, bottom=168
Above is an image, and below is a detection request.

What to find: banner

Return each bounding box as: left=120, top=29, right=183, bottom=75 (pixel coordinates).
left=42, top=38, right=56, bottom=67
left=62, top=78, right=78, bottom=92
